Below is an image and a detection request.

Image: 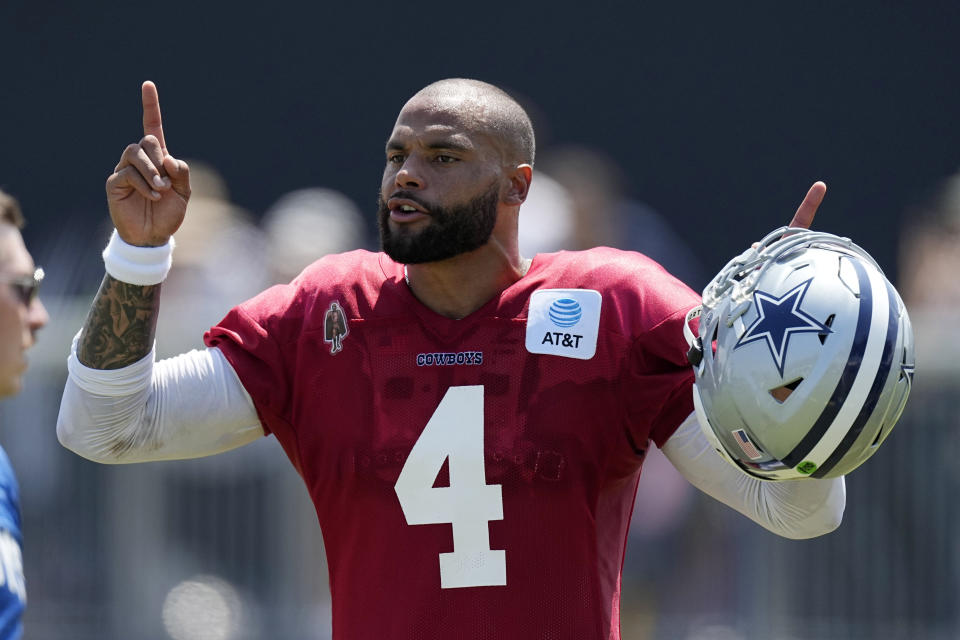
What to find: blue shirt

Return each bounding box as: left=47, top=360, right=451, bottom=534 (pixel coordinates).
left=0, top=446, right=24, bottom=640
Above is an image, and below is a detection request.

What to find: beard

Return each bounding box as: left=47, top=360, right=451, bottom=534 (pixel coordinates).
left=378, top=182, right=500, bottom=264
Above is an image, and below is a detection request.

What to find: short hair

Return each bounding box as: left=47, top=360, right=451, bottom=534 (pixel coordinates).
left=0, top=189, right=25, bottom=229
left=415, top=78, right=536, bottom=167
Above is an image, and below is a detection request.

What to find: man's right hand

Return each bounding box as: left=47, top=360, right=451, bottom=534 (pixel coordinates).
left=105, top=81, right=191, bottom=247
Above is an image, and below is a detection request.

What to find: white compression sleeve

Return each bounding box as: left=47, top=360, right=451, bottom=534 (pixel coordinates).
left=661, top=412, right=846, bottom=539
left=57, top=333, right=263, bottom=463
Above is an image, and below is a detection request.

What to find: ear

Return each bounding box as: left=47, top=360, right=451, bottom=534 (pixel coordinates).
left=502, top=164, right=533, bottom=206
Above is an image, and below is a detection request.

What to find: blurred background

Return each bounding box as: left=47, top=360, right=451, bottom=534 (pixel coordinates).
left=1, top=1, right=958, bottom=638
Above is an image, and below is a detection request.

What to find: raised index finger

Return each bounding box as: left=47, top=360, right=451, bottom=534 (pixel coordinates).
left=141, top=80, right=167, bottom=154
left=788, top=181, right=827, bottom=230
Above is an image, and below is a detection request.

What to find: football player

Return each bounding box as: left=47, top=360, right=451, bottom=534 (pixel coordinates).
left=0, top=190, right=49, bottom=639
left=58, top=80, right=845, bottom=639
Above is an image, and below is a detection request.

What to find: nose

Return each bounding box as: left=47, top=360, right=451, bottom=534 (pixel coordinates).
left=28, top=297, right=49, bottom=337
left=395, top=157, right=424, bottom=190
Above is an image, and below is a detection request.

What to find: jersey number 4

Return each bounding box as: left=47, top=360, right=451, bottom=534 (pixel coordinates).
left=394, top=385, right=506, bottom=589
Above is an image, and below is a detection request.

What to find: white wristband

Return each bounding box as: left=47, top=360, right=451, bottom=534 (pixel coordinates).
left=102, top=229, right=176, bottom=285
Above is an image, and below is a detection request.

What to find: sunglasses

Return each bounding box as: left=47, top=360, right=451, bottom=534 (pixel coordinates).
left=1, top=267, right=44, bottom=306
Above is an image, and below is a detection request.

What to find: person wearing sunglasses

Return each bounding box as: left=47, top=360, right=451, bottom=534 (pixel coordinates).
left=0, top=189, right=48, bottom=639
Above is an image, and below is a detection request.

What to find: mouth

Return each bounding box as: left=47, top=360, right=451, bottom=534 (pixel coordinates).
left=387, top=197, right=430, bottom=223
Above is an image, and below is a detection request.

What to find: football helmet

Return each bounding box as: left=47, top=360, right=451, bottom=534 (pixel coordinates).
left=683, top=227, right=915, bottom=481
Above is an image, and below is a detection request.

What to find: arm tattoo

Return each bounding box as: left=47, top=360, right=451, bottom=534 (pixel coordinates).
left=77, top=275, right=162, bottom=369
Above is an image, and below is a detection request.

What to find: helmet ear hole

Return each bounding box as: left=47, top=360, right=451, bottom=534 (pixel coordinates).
left=899, top=346, right=914, bottom=383
left=871, top=424, right=887, bottom=447
left=769, top=377, right=804, bottom=403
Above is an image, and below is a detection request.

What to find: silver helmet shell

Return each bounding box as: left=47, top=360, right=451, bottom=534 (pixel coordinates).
left=683, top=228, right=915, bottom=481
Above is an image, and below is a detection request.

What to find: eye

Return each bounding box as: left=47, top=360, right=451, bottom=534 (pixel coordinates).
left=387, top=153, right=405, bottom=164
left=434, top=154, right=458, bottom=164
left=13, top=285, right=33, bottom=306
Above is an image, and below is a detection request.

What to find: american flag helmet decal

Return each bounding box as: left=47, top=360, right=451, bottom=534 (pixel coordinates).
left=732, top=429, right=764, bottom=460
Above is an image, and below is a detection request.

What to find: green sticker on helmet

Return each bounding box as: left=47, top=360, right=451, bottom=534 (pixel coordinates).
left=797, top=461, right=818, bottom=475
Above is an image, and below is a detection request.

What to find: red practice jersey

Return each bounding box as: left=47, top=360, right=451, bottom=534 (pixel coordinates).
left=205, top=248, right=700, bottom=639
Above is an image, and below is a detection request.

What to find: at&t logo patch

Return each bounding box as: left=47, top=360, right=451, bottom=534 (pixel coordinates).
left=525, top=289, right=602, bottom=360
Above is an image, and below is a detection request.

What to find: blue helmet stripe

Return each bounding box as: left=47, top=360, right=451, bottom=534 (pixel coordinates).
left=782, top=256, right=874, bottom=468
left=811, top=276, right=899, bottom=477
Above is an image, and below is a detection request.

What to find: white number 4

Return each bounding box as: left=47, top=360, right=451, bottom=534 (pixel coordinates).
left=394, top=385, right=506, bottom=589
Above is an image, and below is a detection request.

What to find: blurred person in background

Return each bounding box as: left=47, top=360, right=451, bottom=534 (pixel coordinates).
left=156, top=160, right=269, bottom=357
left=899, top=168, right=960, bottom=375
left=0, top=189, right=49, bottom=639
left=520, top=145, right=707, bottom=289
left=261, top=187, right=371, bottom=284
left=57, top=79, right=843, bottom=640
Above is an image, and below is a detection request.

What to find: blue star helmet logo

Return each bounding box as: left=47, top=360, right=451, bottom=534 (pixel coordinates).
left=734, top=278, right=832, bottom=377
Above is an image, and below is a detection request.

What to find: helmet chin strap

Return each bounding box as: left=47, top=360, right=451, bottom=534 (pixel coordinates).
left=683, top=305, right=704, bottom=367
